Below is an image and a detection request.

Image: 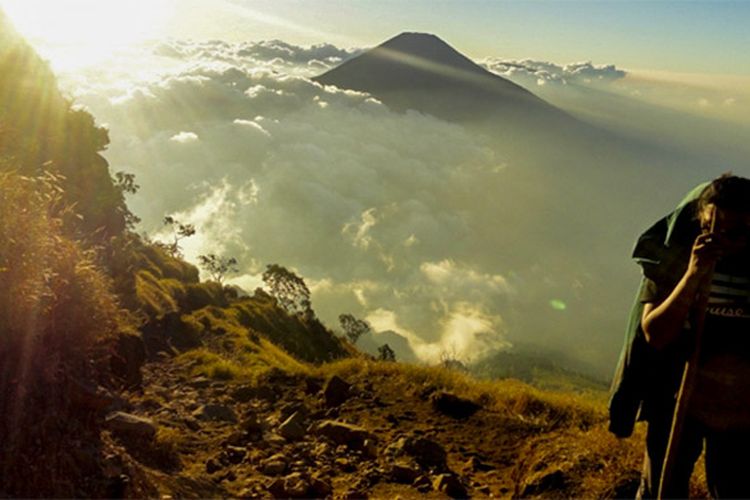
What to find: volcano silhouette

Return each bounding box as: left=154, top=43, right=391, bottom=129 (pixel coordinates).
left=314, top=32, right=568, bottom=123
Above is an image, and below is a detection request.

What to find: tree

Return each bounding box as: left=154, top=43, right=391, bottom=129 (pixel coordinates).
left=378, top=343, right=396, bottom=362
left=440, top=344, right=468, bottom=371
left=339, top=313, right=372, bottom=345
left=262, top=264, right=313, bottom=319
left=112, top=171, right=141, bottom=229
left=160, top=216, right=195, bottom=257
left=198, top=254, right=239, bottom=285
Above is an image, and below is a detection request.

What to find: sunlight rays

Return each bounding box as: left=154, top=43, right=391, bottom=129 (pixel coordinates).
left=2, top=0, right=174, bottom=70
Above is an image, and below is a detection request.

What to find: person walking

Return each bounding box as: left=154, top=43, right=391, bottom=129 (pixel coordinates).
left=609, top=174, right=750, bottom=498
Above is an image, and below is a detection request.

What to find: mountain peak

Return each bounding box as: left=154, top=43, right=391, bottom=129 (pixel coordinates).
left=314, top=32, right=563, bottom=123
left=372, top=31, right=486, bottom=76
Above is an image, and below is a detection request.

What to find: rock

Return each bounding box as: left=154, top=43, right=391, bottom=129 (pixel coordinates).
left=279, top=411, right=306, bottom=441
left=230, top=385, right=256, bottom=402
left=465, top=455, right=494, bottom=472
left=189, top=377, right=212, bottom=389
left=522, top=469, right=567, bottom=497
left=305, top=378, right=323, bottom=395
left=265, top=433, right=287, bottom=447
left=105, top=412, right=156, bottom=440
left=430, top=391, right=481, bottom=419
left=389, top=462, right=420, bottom=484
left=206, top=458, right=223, bottom=474
left=240, top=412, right=265, bottom=433
left=314, top=420, right=376, bottom=451
left=267, top=473, right=313, bottom=499
left=323, top=375, right=351, bottom=407
left=387, top=436, right=447, bottom=470
left=335, top=457, right=357, bottom=473
left=477, top=484, right=491, bottom=495
left=363, top=438, right=378, bottom=458
left=261, top=454, right=288, bottom=476
left=184, top=417, right=201, bottom=432
left=224, top=446, right=246, bottom=465
left=267, top=478, right=287, bottom=498
left=110, top=330, right=146, bottom=388
left=284, top=473, right=310, bottom=498
left=193, top=404, right=237, bottom=423
left=343, top=489, right=368, bottom=500
left=220, top=470, right=237, bottom=482
left=309, top=476, right=333, bottom=497
left=433, top=473, right=468, bottom=499
left=231, top=384, right=276, bottom=403
left=413, top=475, right=433, bottom=493
left=70, top=378, right=117, bottom=412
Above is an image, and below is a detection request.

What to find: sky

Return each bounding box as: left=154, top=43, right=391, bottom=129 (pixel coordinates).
left=2, top=0, right=749, bottom=75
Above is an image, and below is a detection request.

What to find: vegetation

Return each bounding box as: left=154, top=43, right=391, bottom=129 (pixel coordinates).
left=339, top=313, right=372, bottom=344
left=198, top=253, right=239, bottom=285
left=159, top=216, right=196, bottom=258
left=262, top=264, right=313, bottom=319
left=377, top=343, right=396, bottom=361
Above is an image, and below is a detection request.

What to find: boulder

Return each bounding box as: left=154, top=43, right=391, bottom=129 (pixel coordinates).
left=387, top=436, right=447, bottom=470
left=268, top=473, right=313, bottom=499
left=240, top=411, right=265, bottom=433
left=69, top=378, right=117, bottom=412
left=309, top=476, right=333, bottom=497
left=284, top=473, right=310, bottom=498
left=193, top=404, right=237, bottom=423
left=413, top=475, right=433, bottom=493
left=323, top=375, right=351, bottom=407
left=261, top=454, right=288, bottom=476
left=205, top=457, right=223, bottom=474
left=314, top=420, right=376, bottom=450
left=279, top=411, right=306, bottom=441
left=224, top=446, right=246, bottom=465
left=188, top=377, right=212, bottom=389
left=388, top=462, right=420, bottom=484
left=105, top=412, right=156, bottom=440
left=110, top=330, right=146, bottom=388
left=430, top=391, right=481, bottom=419
left=433, top=473, right=468, bottom=499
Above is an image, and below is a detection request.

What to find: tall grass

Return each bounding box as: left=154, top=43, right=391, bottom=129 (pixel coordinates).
left=0, top=172, right=125, bottom=496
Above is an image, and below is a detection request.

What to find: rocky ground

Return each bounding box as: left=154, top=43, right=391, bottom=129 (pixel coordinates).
left=97, top=354, right=654, bottom=499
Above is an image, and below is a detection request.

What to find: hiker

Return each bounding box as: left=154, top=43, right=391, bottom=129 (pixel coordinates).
left=609, top=174, right=750, bottom=498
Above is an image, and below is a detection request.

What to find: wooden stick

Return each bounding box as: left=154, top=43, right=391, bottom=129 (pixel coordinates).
left=658, top=205, right=717, bottom=499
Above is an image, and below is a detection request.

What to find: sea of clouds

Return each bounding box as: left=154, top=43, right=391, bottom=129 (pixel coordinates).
left=61, top=38, right=741, bottom=373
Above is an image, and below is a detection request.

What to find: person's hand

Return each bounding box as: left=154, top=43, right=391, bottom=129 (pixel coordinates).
left=686, top=231, right=726, bottom=280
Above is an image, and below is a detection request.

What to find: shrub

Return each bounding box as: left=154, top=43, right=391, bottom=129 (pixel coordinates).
left=0, top=172, right=125, bottom=495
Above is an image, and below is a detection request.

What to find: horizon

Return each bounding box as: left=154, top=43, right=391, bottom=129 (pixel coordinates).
left=3, top=0, right=750, bottom=76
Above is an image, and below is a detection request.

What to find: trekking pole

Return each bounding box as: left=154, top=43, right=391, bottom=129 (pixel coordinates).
left=658, top=206, right=717, bottom=499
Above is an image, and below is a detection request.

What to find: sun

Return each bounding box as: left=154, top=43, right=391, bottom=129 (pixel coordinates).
left=1, top=0, right=173, bottom=69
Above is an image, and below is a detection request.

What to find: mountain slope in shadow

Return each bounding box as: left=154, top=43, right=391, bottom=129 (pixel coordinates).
left=314, top=32, right=570, bottom=125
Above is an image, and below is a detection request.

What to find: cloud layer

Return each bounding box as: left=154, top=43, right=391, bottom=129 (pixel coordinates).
left=63, top=38, right=742, bottom=375
left=481, top=58, right=626, bottom=88
left=69, top=40, right=520, bottom=364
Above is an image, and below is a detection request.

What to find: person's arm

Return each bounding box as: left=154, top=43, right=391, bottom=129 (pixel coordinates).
left=641, top=232, right=723, bottom=350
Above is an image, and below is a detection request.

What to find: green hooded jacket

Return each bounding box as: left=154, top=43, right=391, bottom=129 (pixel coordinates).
left=608, top=183, right=709, bottom=438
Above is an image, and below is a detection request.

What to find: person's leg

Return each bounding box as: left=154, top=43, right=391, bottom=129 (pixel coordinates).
left=638, top=414, right=704, bottom=499
left=705, top=427, right=750, bottom=498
